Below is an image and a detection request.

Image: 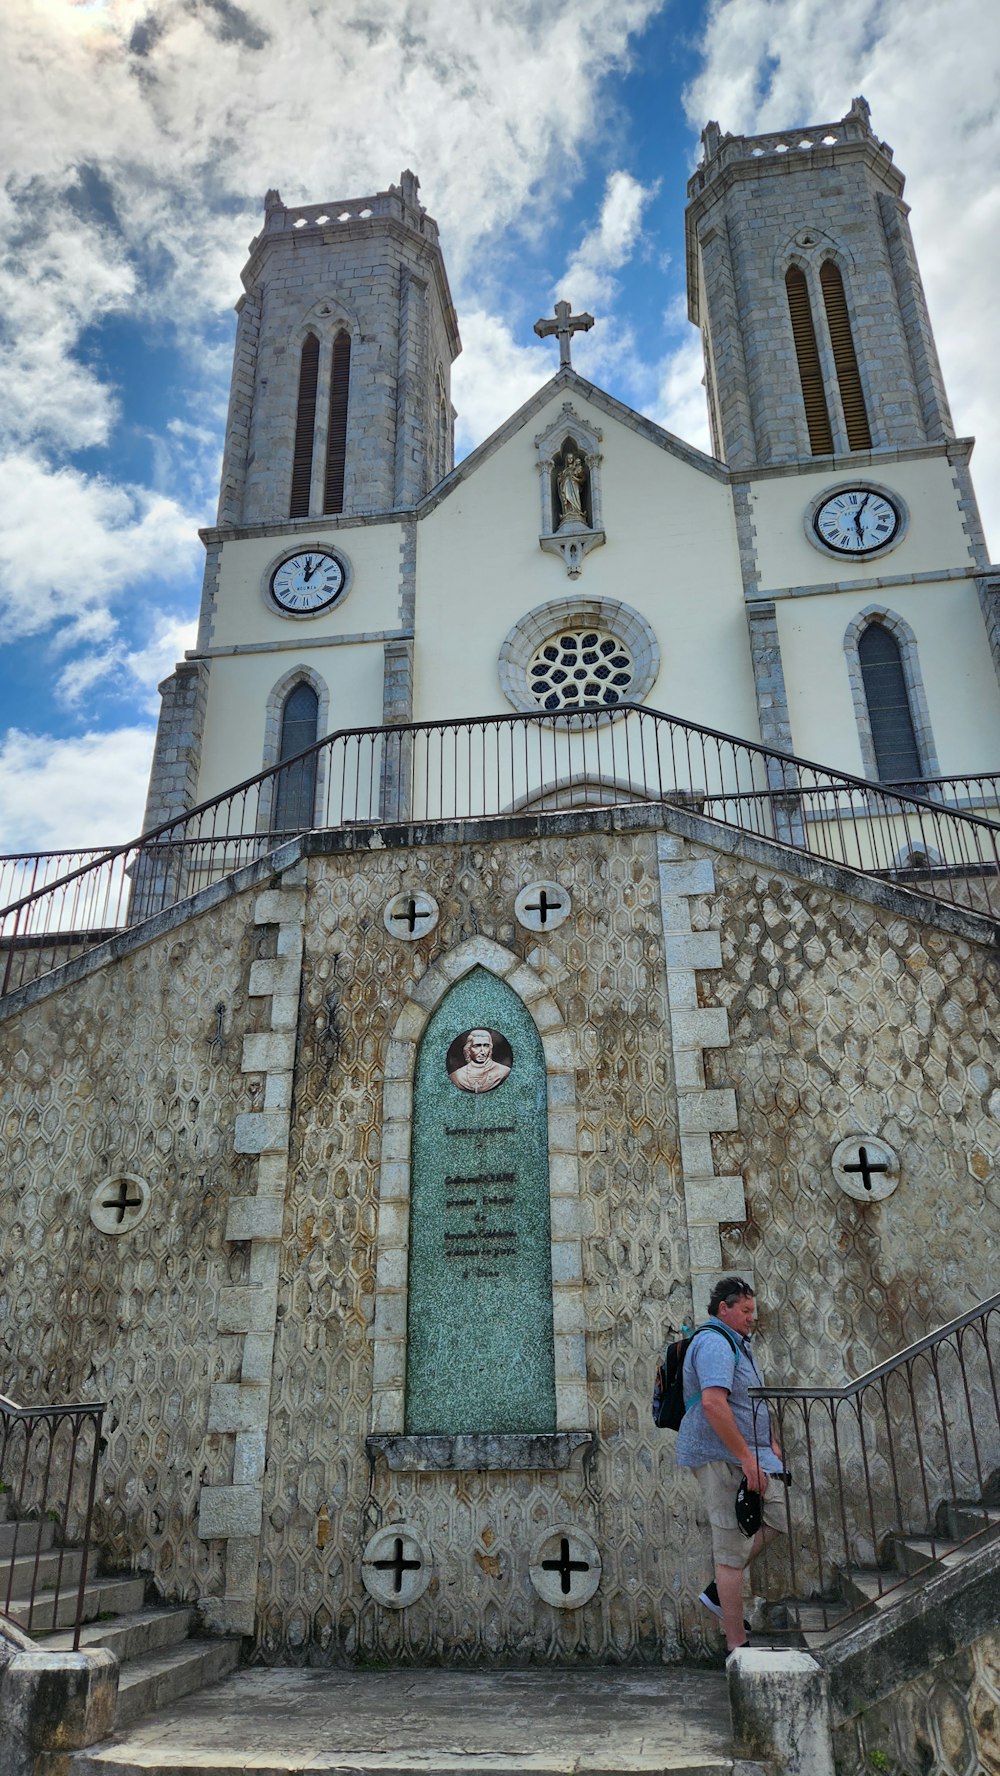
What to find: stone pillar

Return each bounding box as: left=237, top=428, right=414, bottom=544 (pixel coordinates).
left=379, top=638, right=414, bottom=823
left=198, top=863, right=305, bottom=1637
left=657, top=835, right=747, bottom=1311
left=746, top=601, right=805, bottom=847
left=141, top=660, right=210, bottom=834
left=728, top=1648, right=837, bottom=1776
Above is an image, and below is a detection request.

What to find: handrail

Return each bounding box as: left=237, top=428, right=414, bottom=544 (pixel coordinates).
left=1, top=1390, right=106, bottom=1651
left=3, top=703, right=1000, bottom=997
left=753, top=1287, right=1000, bottom=1400
left=747, top=1294, right=1000, bottom=1644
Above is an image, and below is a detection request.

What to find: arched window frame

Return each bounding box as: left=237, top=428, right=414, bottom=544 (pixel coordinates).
left=289, top=302, right=358, bottom=518
left=843, top=605, right=939, bottom=784
left=784, top=260, right=834, bottom=456
left=779, top=240, right=879, bottom=456
left=257, top=664, right=330, bottom=835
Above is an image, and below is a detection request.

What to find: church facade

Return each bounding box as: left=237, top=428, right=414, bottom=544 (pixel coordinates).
left=2, top=100, right=1000, bottom=1681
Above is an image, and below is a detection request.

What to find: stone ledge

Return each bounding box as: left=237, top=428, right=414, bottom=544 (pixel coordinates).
left=366, top=1430, right=595, bottom=1472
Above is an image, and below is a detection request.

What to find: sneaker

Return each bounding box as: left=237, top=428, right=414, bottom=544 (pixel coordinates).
left=698, top=1580, right=752, bottom=1634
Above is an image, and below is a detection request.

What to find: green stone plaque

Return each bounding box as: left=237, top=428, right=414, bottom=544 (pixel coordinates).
left=405, top=967, right=556, bottom=1434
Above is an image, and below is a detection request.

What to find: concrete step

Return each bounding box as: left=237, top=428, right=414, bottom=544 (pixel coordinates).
left=7, top=1571, right=146, bottom=1631
left=838, top=1565, right=929, bottom=1613
left=940, top=1501, right=1000, bottom=1541
left=44, top=1605, right=195, bottom=1662
left=64, top=1665, right=765, bottom=1776
left=0, top=1517, right=55, bottom=1559
left=893, top=1535, right=966, bottom=1576
left=115, top=1637, right=242, bottom=1730
left=4, top=1544, right=85, bottom=1594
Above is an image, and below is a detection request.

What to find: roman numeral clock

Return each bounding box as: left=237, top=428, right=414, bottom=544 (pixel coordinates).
left=811, top=486, right=903, bottom=556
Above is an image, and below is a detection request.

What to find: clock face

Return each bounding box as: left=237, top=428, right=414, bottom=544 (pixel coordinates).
left=270, top=550, right=346, bottom=614
left=813, top=488, right=901, bottom=556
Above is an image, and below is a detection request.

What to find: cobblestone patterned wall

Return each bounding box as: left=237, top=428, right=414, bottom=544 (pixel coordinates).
left=689, top=848, right=1000, bottom=1384
left=833, top=1627, right=1000, bottom=1776
left=257, top=832, right=704, bottom=1665
left=3, top=816, right=998, bottom=1667
left=0, top=897, right=259, bottom=1603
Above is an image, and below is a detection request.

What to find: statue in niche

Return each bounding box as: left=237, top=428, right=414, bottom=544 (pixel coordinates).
left=554, top=443, right=589, bottom=532
left=447, top=1028, right=513, bottom=1094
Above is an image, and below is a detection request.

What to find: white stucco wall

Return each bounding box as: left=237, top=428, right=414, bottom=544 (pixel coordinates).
left=413, top=390, right=761, bottom=742
left=195, top=643, right=386, bottom=805
left=206, top=518, right=405, bottom=650
left=777, top=579, right=1000, bottom=776
left=749, top=455, right=977, bottom=595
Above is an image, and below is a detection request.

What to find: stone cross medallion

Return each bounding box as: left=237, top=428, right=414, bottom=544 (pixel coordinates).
left=831, top=1135, right=899, bottom=1202
left=533, top=300, right=595, bottom=369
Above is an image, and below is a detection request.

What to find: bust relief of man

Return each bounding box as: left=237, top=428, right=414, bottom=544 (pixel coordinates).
left=448, top=1028, right=511, bottom=1094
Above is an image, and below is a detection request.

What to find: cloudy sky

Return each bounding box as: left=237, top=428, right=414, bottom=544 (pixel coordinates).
left=2, top=0, right=999, bottom=854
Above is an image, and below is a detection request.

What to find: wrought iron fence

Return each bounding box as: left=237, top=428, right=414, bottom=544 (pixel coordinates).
left=3, top=705, right=1000, bottom=997
left=749, top=1292, right=1000, bottom=1642
left=1, top=1391, right=106, bottom=1650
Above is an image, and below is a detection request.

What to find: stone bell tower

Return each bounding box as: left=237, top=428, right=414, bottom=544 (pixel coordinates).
left=217, top=170, right=461, bottom=525
left=685, top=96, right=954, bottom=469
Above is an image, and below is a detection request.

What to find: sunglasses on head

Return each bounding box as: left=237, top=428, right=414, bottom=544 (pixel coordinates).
left=722, top=1282, right=754, bottom=1305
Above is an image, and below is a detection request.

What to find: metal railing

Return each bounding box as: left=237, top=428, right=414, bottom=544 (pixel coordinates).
left=750, top=1292, right=1000, bottom=1641
left=1, top=1391, right=106, bottom=1650
left=3, top=705, right=1000, bottom=997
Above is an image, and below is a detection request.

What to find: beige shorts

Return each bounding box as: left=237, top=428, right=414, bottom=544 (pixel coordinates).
left=693, top=1460, right=789, bottom=1569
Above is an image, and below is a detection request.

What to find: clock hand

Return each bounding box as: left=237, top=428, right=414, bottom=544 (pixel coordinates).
left=853, top=493, right=870, bottom=538
left=302, top=557, right=318, bottom=584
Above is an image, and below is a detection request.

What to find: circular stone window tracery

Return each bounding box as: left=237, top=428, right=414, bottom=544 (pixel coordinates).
left=498, top=598, right=659, bottom=721
left=528, top=629, right=634, bottom=712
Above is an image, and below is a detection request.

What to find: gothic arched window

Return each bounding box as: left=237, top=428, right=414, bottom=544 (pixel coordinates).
left=273, top=681, right=319, bottom=833
left=290, top=334, right=320, bottom=518
left=820, top=261, right=871, bottom=451
left=785, top=267, right=834, bottom=456
left=858, top=622, right=922, bottom=782
left=323, top=330, right=351, bottom=514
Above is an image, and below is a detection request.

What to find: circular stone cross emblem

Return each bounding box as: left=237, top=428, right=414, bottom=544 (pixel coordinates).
left=383, top=891, right=439, bottom=941
left=831, top=1136, right=899, bottom=1202
left=89, top=1174, right=151, bottom=1235
left=514, top=881, right=571, bottom=933
left=529, top=1525, right=601, bottom=1609
left=360, top=1524, right=432, bottom=1608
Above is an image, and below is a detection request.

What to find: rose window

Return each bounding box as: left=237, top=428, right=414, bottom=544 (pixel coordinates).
left=527, top=629, right=634, bottom=711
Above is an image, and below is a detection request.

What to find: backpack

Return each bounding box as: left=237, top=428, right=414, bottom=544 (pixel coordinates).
left=652, top=1323, right=742, bottom=1431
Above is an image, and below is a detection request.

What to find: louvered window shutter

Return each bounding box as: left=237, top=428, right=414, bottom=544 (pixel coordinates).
left=785, top=267, right=834, bottom=455
left=858, top=624, right=922, bottom=782
left=820, top=262, right=872, bottom=451
left=289, top=334, right=320, bottom=518
left=323, top=331, right=351, bottom=514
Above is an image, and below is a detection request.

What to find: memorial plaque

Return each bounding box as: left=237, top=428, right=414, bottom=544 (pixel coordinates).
left=405, top=966, right=556, bottom=1434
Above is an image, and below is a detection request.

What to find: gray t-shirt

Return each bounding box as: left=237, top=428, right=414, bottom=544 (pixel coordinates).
left=674, top=1318, right=784, bottom=1472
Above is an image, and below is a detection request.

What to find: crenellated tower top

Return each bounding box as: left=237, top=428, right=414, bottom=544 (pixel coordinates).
left=684, top=97, right=953, bottom=469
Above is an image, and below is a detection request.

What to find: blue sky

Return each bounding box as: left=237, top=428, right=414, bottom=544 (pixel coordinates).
left=2, top=0, right=999, bottom=852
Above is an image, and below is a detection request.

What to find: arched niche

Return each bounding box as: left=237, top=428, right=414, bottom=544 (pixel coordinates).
left=367, top=938, right=592, bottom=1472
left=406, top=967, right=556, bottom=1435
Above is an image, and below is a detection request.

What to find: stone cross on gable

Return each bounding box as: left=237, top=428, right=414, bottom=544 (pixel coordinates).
left=534, top=300, right=595, bottom=369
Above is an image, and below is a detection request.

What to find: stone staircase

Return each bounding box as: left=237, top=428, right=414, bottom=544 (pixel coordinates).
left=767, top=1493, right=1000, bottom=1648
left=1, top=1508, right=240, bottom=1728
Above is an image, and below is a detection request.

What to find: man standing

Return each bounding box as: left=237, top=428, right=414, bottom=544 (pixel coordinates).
left=675, top=1276, right=787, bottom=1655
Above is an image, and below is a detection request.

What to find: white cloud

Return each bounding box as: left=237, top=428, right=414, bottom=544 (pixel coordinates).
left=451, top=312, right=551, bottom=457
left=684, top=0, right=1000, bottom=553
left=0, top=453, right=201, bottom=640
left=0, top=725, right=155, bottom=853
left=557, top=170, right=658, bottom=312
